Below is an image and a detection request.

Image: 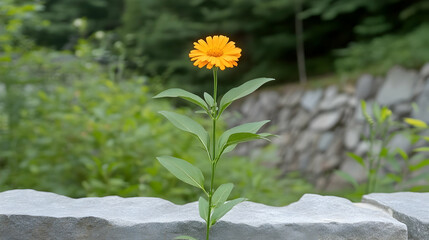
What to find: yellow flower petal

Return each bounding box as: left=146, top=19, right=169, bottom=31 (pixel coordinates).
left=190, top=35, right=241, bottom=70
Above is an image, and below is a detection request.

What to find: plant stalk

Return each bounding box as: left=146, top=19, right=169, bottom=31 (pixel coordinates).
left=206, top=67, right=218, bottom=240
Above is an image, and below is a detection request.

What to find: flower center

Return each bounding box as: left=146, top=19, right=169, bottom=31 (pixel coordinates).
left=207, top=48, right=223, bottom=57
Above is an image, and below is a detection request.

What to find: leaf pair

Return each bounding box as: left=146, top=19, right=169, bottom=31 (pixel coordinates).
left=198, top=183, right=245, bottom=226
left=154, top=78, right=274, bottom=118
left=217, top=120, right=271, bottom=158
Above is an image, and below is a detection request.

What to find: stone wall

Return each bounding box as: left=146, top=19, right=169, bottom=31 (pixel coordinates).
left=2, top=190, right=429, bottom=240
left=228, top=64, right=429, bottom=190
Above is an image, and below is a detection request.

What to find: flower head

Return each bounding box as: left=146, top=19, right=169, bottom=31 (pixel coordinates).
left=189, top=35, right=241, bottom=70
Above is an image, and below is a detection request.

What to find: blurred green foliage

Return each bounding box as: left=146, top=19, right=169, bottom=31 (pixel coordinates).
left=0, top=0, right=313, bottom=206
left=18, top=0, right=429, bottom=91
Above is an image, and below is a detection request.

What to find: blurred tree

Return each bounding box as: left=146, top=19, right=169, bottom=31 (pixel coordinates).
left=14, top=0, right=429, bottom=89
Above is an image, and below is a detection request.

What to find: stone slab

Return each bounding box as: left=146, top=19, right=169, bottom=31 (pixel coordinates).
left=363, top=192, right=429, bottom=240
left=0, top=190, right=407, bottom=240
left=376, top=66, right=418, bottom=106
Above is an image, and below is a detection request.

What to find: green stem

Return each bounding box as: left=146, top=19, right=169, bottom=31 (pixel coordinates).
left=206, top=67, right=218, bottom=240
left=372, top=122, right=389, bottom=192
left=367, top=126, right=376, bottom=194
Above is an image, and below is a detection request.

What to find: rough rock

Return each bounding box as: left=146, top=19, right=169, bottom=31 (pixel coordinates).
left=376, top=66, right=419, bottom=105
left=388, top=134, right=412, bottom=153
left=300, top=89, right=323, bottom=111
left=280, top=91, right=302, bottom=107
left=324, top=86, right=338, bottom=100
left=319, top=94, right=348, bottom=111
left=363, top=192, right=429, bottom=240
left=340, top=158, right=366, bottom=183
left=310, top=111, right=342, bottom=131
left=259, top=90, right=279, bottom=113
left=291, top=110, right=311, bottom=129
left=420, top=62, right=429, bottom=78
left=0, top=190, right=407, bottom=240
left=345, top=126, right=361, bottom=150
left=277, top=108, right=292, bottom=131
left=412, top=79, right=429, bottom=123
left=295, top=131, right=317, bottom=152
left=355, top=74, right=375, bottom=100
left=318, top=132, right=334, bottom=151
left=394, top=103, right=413, bottom=117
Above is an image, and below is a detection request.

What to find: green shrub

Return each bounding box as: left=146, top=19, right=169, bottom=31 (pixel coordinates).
left=0, top=73, right=312, bottom=205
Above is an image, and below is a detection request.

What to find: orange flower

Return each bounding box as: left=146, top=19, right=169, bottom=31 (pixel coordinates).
left=189, top=35, right=241, bottom=70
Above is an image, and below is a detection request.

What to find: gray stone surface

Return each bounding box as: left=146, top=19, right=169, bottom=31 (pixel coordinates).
left=376, top=66, right=419, bottom=105
left=280, top=91, right=302, bottom=107
left=319, top=94, right=348, bottom=111
left=324, top=85, right=338, bottom=100
left=0, top=190, right=407, bottom=240
left=356, top=74, right=375, bottom=100
left=412, top=80, right=429, bottom=123
left=291, top=110, right=311, bottom=129
left=345, top=126, right=361, bottom=150
left=420, top=63, right=429, bottom=78
left=301, top=89, right=323, bottom=111
left=363, top=192, right=429, bottom=240
left=318, top=132, right=334, bottom=151
left=310, top=111, right=342, bottom=131
left=388, top=134, right=412, bottom=153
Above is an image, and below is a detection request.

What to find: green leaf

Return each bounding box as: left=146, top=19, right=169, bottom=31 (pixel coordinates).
left=409, top=159, right=429, bottom=171
left=212, top=183, right=234, bottom=208
left=199, top=196, right=209, bottom=221
left=379, top=147, right=389, bottom=158
left=386, top=173, right=402, bottom=183
left=414, top=147, right=429, bottom=152
left=372, top=103, right=381, bottom=124
left=210, top=198, right=246, bottom=225
left=218, top=120, right=270, bottom=153
left=218, top=78, right=274, bottom=115
left=225, top=132, right=271, bottom=147
left=204, top=92, right=214, bottom=108
left=154, top=88, right=208, bottom=111
left=361, top=100, right=374, bottom=126
left=159, top=111, right=209, bottom=151
left=222, top=144, right=237, bottom=154
left=395, top=148, right=408, bottom=161
left=175, top=236, right=198, bottom=240
left=157, top=156, right=205, bottom=190
left=347, top=152, right=365, bottom=167
left=404, top=118, right=428, bottom=128
left=335, top=170, right=358, bottom=189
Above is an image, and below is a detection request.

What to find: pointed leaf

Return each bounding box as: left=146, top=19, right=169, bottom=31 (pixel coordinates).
left=175, top=236, right=198, bottom=240
left=404, top=118, right=428, bottom=128
left=199, top=197, right=209, bottom=221
left=335, top=170, right=358, bottom=189
left=212, top=183, right=234, bottom=208
left=347, top=152, right=365, bottom=167
left=226, top=132, right=272, bottom=147
left=159, top=111, right=209, bottom=151
left=409, top=159, right=429, bottom=171
left=157, top=156, right=205, bottom=190
left=222, top=144, right=237, bottom=154
left=395, top=148, right=408, bottom=161
left=154, top=88, right=208, bottom=111
left=210, top=198, right=246, bottom=225
left=219, top=78, right=274, bottom=115
left=204, top=92, right=215, bottom=108
left=414, top=147, right=429, bottom=152
left=218, top=120, right=270, bottom=153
